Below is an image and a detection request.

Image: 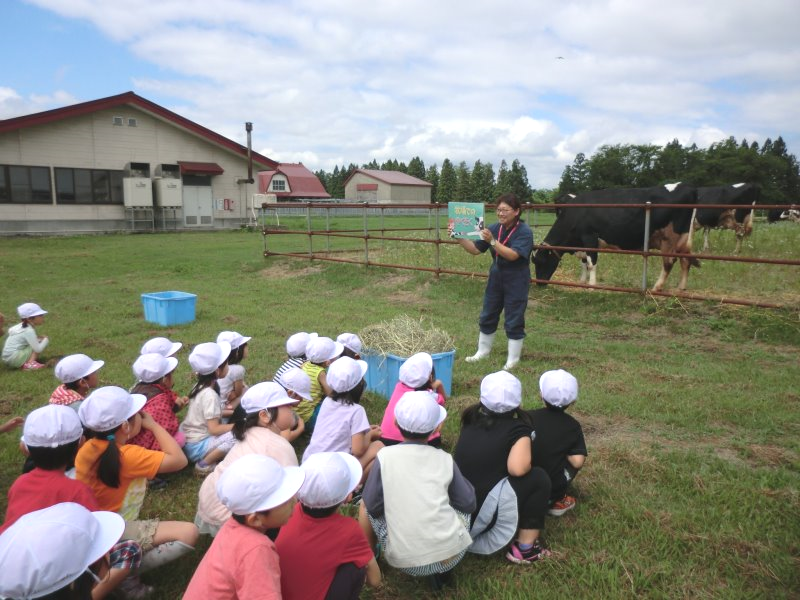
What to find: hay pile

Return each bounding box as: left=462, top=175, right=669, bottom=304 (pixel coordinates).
left=359, top=314, right=455, bottom=357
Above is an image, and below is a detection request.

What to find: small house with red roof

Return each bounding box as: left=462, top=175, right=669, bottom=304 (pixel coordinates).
left=0, top=92, right=278, bottom=233
left=257, top=164, right=330, bottom=200
left=344, top=169, right=432, bottom=204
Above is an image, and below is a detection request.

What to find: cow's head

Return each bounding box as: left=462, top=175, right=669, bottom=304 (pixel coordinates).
left=532, top=245, right=562, bottom=285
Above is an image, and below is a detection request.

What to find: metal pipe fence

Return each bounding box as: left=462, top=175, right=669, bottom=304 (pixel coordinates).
left=261, top=201, right=799, bottom=309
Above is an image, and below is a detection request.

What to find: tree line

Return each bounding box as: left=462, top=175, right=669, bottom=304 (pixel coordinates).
left=313, top=135, right=799, bottom=205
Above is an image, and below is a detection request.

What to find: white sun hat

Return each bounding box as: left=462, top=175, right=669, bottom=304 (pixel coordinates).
left=336, top=333, right=362, bottom=354
left=216, top=454, right=305, bottom=515
left=78, top=386, right=146, bottom=431
left=326, top=357, right=368, bottom=394
left=240, top=381, right=299, bottom=414
left=0, top=502, right=124, bottom=599
left=217, top=330, right=252, bottom=350
left=278, top=367, right=313, bottom=401
left=298, top=452, right=362, bottom=509
left=22, top=405, right=83, bottom=449
left=188, top=341, right=232, bottom=375
left=305, top=337, right=344, bottom=364
left=140, top=336, right=182, bottom=357
left=480, top=371, right=522, bottom=413
left=399, top=352, right=434, bottom=388
left=17, top=302, right=47, bottom=319
left=133, top=353, right=178, bottom=384
left=394, top=390, right=446, bottom=434
left=286, top=332, right=317, bottom=358
left=539, top=369, right=579, bottom=408
left=54, top=354, right=104, bottom=384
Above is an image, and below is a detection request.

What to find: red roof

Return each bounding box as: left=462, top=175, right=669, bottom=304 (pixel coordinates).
left=344, top=169, right=432, bottom=187
left=0, top=91, right=278, bottom=170
left=258, top=163, right=330, bottom=199
left=178, top=161, right=224, bottom=175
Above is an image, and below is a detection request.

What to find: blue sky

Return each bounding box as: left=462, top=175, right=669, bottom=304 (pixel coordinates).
left=2, top=0, right=799, bottom=188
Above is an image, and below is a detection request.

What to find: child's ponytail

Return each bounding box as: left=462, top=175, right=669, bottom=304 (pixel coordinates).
left=330, top=379, right=366, bottom=406
left=85, top=428, right=122, bottom=488
left=188, top=372, right=218, bottom=400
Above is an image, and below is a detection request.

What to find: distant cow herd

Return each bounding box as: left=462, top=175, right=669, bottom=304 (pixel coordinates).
left=532, top=183, right=795, bottom=293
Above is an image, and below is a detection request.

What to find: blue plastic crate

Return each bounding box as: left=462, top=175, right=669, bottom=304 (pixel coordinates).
left=363, top=349, right=455, bottom=399
left=141, top=291, right=197, bottom=326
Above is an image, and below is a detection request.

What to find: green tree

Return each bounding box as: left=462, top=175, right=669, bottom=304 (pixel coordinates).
left=455, top=161, right=471, bottom=201
left=407, top=156, right=426, bottom=180
left=363, top=159, right=379, bottom=169
left=470, top=160, right=495, bottom=203
left=507, top=159, right=533, bottom=202
left=425, top=163, right=439, bottom=203
left=437, top=159, right=457, bottom=203
left=496, top=159, right=511, bottom=196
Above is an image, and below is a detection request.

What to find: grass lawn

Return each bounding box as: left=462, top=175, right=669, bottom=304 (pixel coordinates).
left=0, top=224, right=798, bottom=599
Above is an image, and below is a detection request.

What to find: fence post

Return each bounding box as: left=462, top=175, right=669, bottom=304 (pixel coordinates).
left=641, top=201, right=652, bottom=291
left=380, top=206, right=385, bottom=251
left=306, top=202, right=313, bottom=258
left=363, top=202, right=369, bottom=268
left=525, top=202, right=533, bottom=245
left=434, top=202, right=441, bottom=278
left=325, top=204, right=330, bottom=254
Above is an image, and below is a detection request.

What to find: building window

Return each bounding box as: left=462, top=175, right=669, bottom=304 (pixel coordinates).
left=128, top=118, right=137, bottom=127
left=271, top=179, right=286, bottom=191
left=0, top=165, right=51, bottom=204
left=54, top=168, right=124, bottom=204
left=113, top=116, right=123, bottom=126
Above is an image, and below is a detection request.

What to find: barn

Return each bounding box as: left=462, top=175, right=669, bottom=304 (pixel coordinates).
left=344, top=169, right=432, bottom=204
left=0, top=91, right=278, bottom=234
left=257, top=164, right=331, bottom=201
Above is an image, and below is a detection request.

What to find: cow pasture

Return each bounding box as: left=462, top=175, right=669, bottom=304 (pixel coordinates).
left=0, top=229, right=797, bottom=599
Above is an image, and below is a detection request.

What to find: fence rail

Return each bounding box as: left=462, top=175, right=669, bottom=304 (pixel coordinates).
left=261, top=201, right=799, bottom=309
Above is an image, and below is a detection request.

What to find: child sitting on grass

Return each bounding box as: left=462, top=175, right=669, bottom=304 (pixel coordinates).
left=380, top=352, right=447, bottom=448
left=359, top=391, right=476, bottom=590
left=2, top=405, right=146, bottom=599
left=528, top=369, right=587, bottom=517
left=140, top=336, right=182, bottom=358
left=302, top=357, right=383, bottom=479
left=276, top=367, right=311, bottom=441
left=273, top=331, right=316, bottom=383
left=180, top=341, right=236, bottom=474
left=277, top=452, right=381, bottom=600
left=2, top=302, right=49, bottom=370
left=299, top=336, right=343, bottom=431
left=337, top=332, right=363, bottom=359
left=50, top=353, right=105, bottom=411
left=129, top=353, right=187, bottom=451
left=216, top=331, right=252, bottom=418
left=184, top=454, right=305, bottom=600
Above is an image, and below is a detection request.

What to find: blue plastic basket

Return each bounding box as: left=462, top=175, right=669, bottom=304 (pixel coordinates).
left=141, top=291, right=197, bottom=326
left=363, top=349, right=455, bottom=399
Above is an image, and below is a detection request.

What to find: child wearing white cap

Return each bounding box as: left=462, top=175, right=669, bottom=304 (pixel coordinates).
left=195, top=382, right=300, bottom=536
left=0, top=503, right=126, bottom=600
left=273, top=331, right=316, bottom=383
left=359, top=391, right=476, bottom=589
left=1, top=302, right=49, bottom=370
left=75, top=386, right=199, bottom=576
left=128, top=353, right=187, bottom=452
left=302, top=357, right=383, bottom=478
left=140, top=336, right=183, bottom=358
left=379, top=352, right=448, bottom=448
left=299, top=336, right=343, bottom=431
left=49, top=353, right=105, bottom=412
left=276, top=367, right=312, bottom=441
left=337, top=332, right=363, bottom=359
left=277, top=452, right=381, bottom=600
left=527, top=369, right=587, bottom=517
left=216, top=330, right=252, bottom=418
left=2, top=406, right=149, bottom=598
left=184, top=454, right=305, bottom=600
left=453, top=371, right=552, bottom=564
left=180, top=341, right=237, bottom=474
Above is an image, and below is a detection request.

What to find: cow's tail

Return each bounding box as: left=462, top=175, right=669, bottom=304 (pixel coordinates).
left=689, top=208, right=697, bottom=238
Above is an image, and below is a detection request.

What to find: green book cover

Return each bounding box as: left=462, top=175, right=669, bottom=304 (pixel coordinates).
left=448, top=202, right=485, bottom=238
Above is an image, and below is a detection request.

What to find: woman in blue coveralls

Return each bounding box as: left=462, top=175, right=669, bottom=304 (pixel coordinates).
left=455, top=193, right=533, bottom=370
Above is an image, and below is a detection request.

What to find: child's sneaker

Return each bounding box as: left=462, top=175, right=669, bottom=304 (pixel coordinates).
left=506, top=540, right=551, bottom=564
left=21, top=359, right=45, bottom=370
left=194, top=461, right=215, bottom=476
left=548, top=495, right=576, bottom=516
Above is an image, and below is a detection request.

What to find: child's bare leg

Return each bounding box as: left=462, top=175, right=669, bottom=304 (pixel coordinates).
left=516, top=528, right=541, bottom=546
left=152, top=521, right=199, bottom=547
left=202, top=447, right=227, bottom=465
left=358, top=441, right=383, bottom=484
left=358, top=502, right=377, bottom=548
left=91, top=567, right=129, bottom=599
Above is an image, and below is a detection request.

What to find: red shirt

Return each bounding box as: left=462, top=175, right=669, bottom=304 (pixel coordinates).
left=276, top=504, right=374, bottom=600
left=128, top=383, right=180, bottom=451
left=1, top=468, right=98, bottom=534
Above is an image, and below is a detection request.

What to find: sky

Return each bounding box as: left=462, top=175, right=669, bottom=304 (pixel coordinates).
left=1, top=0, right=799, bottom=188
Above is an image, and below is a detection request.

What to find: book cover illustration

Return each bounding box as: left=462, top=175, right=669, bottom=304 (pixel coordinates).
left=448, top=202, right=485, bottom=238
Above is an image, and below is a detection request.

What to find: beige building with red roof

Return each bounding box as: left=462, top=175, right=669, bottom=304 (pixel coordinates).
left=257, top=164, right=331, bottom=200
left=344, top=169, right=432, bottom=204
left=0, top=92, right=283, bottom=233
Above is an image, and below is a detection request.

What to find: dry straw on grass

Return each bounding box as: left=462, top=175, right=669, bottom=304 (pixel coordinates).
left=359, top=314, right=455, bottom=356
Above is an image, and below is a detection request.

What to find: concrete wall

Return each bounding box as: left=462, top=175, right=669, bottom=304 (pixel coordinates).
left=0, top=106, right=258, bottom=234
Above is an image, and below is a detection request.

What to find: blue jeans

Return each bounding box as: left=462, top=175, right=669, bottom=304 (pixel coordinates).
left=478, top=265, right=531, bottom=340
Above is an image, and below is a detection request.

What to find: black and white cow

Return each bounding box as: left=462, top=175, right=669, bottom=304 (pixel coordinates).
left=533, top=183, right=699, bottom=291
left=767, top=208, right=800, bottom=223
left=693, top=183, right=760, bottom=253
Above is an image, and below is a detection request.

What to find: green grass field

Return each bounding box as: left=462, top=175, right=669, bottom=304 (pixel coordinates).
left=0, top=222, right=798, bottom=599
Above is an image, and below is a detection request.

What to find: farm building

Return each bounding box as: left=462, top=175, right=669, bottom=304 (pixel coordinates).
left=344, top=169, right=432, bottom=204
left=257, top=163, right=331, bottom=201
left=0, top=91, right=286, bottom=234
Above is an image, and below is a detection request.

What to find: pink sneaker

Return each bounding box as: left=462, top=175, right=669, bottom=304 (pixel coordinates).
left=21, top=360, right=45, bottom=370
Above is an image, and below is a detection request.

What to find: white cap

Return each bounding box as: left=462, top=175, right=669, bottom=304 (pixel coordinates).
left=217, top=330, right=252, bottom=350
left=17, top=302, right=47, bottom=319
left=140, top=337, right=182, bottom=357
left=240, top=381, right=299, bottom=414
left=299, top=452, right=362, bottom=509
left=22, top=405, right=83, bottom=448
left=399, top=352, right=433, bottom=388
left=54, top=354, right=104, bottom=384
left=78, top=386, right=146, bottom=431
left=133, top=353, right=178, bottom=383
left=286, top=332, right=317, bottom=357
left=188, top=341, right=232, bottom=375
left=326, top=357, right=368, bottom=394
left=0, top=502, right=124, bottom=599
left=278, top=367, right=313, bottom=401
left=216, top=454, right=304, bottom=515
left=394, top=390, right=446, bottom=434
left=336, top=333, right=362, bottom=354
left=305, top=337, right=344, bottom=364
left=480, top=371, right=522, bottom=413
left=539, top=369, right=579, bottom=408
